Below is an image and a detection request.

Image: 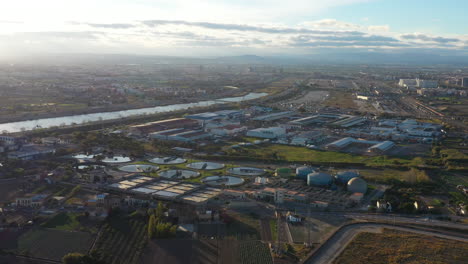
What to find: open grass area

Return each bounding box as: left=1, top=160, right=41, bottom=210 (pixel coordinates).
left=359, top=168, right=430, bottom=183
left=93, top=211, right=148, bottom=264
left=322, top=91, right=357, bottom=109
left=229, top=144, right=419, bottom=168
left=40, top=212, right=99, bottom=233
left=270, top=220, right=278, bottom=241
left=288, top=223, right=307, bottom=243
left=334, top=229, right=468, bottom=264
left=40, top=212, right=80, bottom=231
left=440, top=172, right=468, bottom=186
left=16, top=228, right=93, bottom=261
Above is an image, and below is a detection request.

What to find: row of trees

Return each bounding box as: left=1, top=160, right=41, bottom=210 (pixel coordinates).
left=147, top=202, right=177, bottom=239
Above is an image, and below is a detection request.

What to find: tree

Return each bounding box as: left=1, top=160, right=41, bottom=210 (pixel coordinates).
left=148, top=214, right=157, bottom=239
left=62, top=253, right=88, bottom=264
left=62, top=252, right=106, bottom=264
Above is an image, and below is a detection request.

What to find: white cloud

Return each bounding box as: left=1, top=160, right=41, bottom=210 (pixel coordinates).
left=368, top=25, right=390, bottom=32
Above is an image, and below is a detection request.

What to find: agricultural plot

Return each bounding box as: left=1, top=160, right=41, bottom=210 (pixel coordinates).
left=16, top=228, right=93, bottom=261
left=239, top=241, right=273, bottom=264
left=334, top=229, right=468, bottom=264
left=93, top=212, right=147, bottom=264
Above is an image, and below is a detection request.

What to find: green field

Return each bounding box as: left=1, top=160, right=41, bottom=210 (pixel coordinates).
left=270, top=220, right=278, bottom=241
left=228, top=144, right=418, bottom=167
left=359, top=168, right=431, bottom=183
left=17, top=228, right=93, bottom=261
left=41, top=212, right=81, bottom=231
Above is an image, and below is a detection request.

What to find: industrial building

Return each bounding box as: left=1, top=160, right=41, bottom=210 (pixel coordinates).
left=290, top=131, right=325, bottom=146
left=7, top=144, right=56, bottom=160
left=326, top=137, right=395, bottom=153
left=335, top=171, right=360, bottom=184
left=252, top=111, right=294, bottom=122
left=149, top=129, right=210, bottom=142
left=186, top=110, right=243, bottom=123
left=307, top=172, right=333, bottom=186
left=347, top=177, right=368, bottom=194
left=246, top=127, right=286, bottom=139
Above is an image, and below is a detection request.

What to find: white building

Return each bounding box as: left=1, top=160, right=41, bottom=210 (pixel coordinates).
left=416, top=78, right=438, bottom=88
left=246, top=127, right=286, bottom=139
left=399, top=79, right=417, bottom=88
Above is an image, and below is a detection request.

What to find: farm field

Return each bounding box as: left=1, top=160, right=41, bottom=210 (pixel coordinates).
left=239, top=240, right=273, bottom=264
left=92, top=211, right=148, bottom=264
left=16, top=228, right=93, bottom=261
left=142, top=239, right=272, bottom=264
left=333, top=229, right=468, bottom=264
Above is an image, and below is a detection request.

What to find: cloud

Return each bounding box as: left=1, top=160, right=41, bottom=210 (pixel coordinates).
left=368, top=25, right=390, bottom=32
left=0, top=20, right=23, bottom=24
left=400, top=33, right=460, bottom=43
left=300, top=19, right=360, bottom=30
left=83, top=23, right=136, bottom=29
left=141, top=19, right=365, bottom=35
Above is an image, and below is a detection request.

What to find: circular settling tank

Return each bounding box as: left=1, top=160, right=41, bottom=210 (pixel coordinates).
left=73, top=154, right=95, bottom=160
left=187, top=162, right=224, bottom=170
left=77, top=165, right=105, bottom=170
left=202, top=176, right=245, bottom=187
left=158, top=169, right=200, bottom=179
left=149, top=157, right=187, bottom=165
left=228, top=167, right=265, bottom=176
left=101, top=156, right=132, bottom=164
left=119, top=164, right=159, bottom=173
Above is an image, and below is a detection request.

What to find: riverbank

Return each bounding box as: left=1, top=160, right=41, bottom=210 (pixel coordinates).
left=0, top=92, right=267, bottom=133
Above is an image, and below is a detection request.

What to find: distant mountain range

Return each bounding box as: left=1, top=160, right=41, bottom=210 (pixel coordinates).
left=5, top=50, right=468, bottom=66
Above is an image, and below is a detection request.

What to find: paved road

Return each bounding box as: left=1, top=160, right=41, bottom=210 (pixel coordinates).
left=305, top=222, right=468, bottom=264
left=292, top=211, right=468, bottom=231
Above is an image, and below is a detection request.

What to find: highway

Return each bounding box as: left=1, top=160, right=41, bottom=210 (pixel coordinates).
left=304, top=222, right=468, bottom=264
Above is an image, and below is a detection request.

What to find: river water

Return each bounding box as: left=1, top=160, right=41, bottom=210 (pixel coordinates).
left=0, top=92, right=267, bottom=133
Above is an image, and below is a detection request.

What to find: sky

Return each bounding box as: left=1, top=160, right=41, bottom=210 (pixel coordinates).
left=0, top=0, right=467, bottom=58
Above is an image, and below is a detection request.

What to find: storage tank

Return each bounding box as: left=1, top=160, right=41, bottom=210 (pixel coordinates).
left=347, top=177, right=367, bottom=193
left=307, top=172, right=332, bottom=186
left=296, top=166, right=316, bottom=180
left=335, top=171, right=359, bottom=184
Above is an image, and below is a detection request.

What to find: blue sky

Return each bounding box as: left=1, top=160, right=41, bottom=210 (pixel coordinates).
left=0, top=0, right=466, bottom=57
left=317, top=0, right=467, bottom=35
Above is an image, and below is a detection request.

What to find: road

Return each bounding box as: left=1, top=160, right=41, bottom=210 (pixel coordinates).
left=291, top=211, right=468, bottom=231
left=305, top=222, right=468, bottom=264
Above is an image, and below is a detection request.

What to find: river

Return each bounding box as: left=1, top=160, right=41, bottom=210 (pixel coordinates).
left=0, top=92, right=267, bottom=133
